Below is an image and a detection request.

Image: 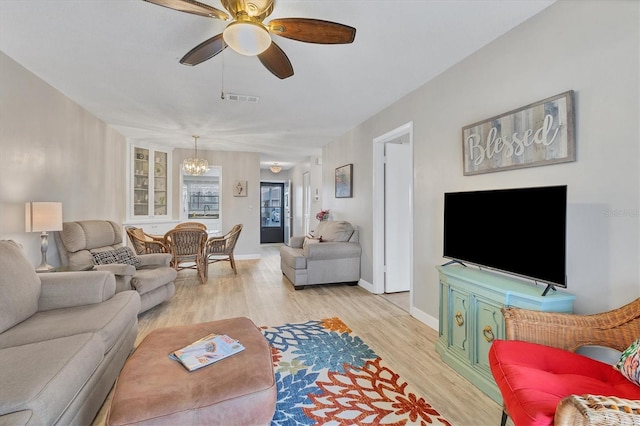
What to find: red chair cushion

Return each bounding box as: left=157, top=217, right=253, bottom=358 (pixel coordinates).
left=489, top=340, right=640, bottom=426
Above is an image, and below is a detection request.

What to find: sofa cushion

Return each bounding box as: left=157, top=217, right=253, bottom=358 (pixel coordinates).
left=132, top=266, right=178, bottom=295
left=0, top=333, right=103, bottom=425
left=92, top=247, right=141, bottom=268
left=0, top=240, right=41, bottom=334
left=489, top=339, right=640, bottom=426
left=0, top=290, right=141, bottom=352
left=313, top=221, right=354, bottom=242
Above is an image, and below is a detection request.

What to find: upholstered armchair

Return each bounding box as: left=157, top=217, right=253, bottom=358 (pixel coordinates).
left=56, top=220, right=177, bottom=313
left=280, top=220, right=361, bottom=290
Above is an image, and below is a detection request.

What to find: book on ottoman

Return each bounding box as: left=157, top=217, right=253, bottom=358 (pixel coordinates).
left=169, top=333, right=245, bottom=371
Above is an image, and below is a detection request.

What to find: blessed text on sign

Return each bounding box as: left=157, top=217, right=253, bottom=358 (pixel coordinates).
left=462, top=91, right=575, bottom=175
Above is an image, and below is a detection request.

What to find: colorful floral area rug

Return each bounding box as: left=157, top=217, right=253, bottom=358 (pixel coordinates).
left=260, top=318, right=451, bottom=426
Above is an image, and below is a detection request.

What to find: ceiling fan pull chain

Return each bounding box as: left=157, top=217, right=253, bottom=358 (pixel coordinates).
left=220, top=51, right=225, bottom=100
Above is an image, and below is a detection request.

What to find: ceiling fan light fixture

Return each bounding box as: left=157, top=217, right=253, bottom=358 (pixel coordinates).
left=223, top=20, right=271, bottom=56
left=269, top=163, right=282, bottom=173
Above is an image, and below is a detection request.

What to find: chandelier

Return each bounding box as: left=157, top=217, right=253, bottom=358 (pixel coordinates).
left=269, top=163, right=282, bottom=173
left=183, top=135, right=209, bottom=176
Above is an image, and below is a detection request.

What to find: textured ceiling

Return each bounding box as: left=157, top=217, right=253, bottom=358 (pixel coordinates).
left=0, top=0, right=555, bottom=169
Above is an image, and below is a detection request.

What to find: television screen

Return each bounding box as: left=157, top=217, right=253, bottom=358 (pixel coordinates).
left=443, top=185, right=567, bottom=288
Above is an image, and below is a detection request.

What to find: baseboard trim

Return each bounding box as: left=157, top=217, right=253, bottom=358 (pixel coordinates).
left=410, top=306, right=438, bottom=331
left=358, top=278, right=375, bottom=293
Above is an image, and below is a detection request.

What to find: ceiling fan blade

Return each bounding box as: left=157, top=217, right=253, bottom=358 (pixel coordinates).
left=258, top=42, right=294, bottom=79
left=180, top=34, right=227, bottom=66
left=143, top=0, right=229, bottom=20
left=268, top=18, right=356, bottom=44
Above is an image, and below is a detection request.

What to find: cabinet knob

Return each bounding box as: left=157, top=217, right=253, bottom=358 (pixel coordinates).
left=454, top=311, right=464, bottom=326
left=483, top=325, right=495, bottom=342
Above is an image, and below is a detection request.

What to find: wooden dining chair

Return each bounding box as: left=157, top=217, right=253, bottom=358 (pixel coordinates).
left=204, top=224, right=243, bottom=278
left=163, top=228, right=208, bottom=283
left=125, top=226, right=168, bottom=254
left=175, top=222, right=207, bottom=231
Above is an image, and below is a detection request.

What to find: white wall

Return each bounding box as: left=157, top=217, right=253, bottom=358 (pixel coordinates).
left=172, top=148, right=261, bottom=257
left=0, top=52, right=127, bottom=267
left=322, top=0, right=639, bottom=317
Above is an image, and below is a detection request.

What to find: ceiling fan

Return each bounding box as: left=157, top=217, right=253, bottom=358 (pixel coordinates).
left=144, top=0, right=356, bottom=79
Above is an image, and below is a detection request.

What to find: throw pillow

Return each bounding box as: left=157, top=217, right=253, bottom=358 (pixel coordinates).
left=303, top=236, right=322, bottom=248
left=614, top=337, right=640, bottom=386
left=92, top=246, right=141, bottom=268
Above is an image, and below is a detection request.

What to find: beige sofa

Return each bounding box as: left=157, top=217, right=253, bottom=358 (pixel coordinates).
left=280, top=220, right=361, bottom=289
left=55, top=220, right=177, bottom=313
left=0, top=240, right=140, bottom=425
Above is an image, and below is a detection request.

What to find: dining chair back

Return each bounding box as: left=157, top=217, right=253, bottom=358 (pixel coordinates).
left=204, top=224, right=243, bottom=277
left=175, top=222, right=207, bottom=231
left=164, top=228, right=208, bottom=283
left=125, top=226, right=168, bottom=254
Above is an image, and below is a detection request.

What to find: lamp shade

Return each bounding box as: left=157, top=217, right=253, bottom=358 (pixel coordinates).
left=223, top=20, right=272, bottom=56
left=25, top=202, right=63, bottom=232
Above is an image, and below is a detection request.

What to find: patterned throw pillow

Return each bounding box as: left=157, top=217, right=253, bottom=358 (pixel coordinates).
left=92, top=247, right=141, bottom=268
left=614, top=337, right=640, bottom=386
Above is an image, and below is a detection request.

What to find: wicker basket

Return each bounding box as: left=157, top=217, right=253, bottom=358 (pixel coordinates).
left=555, top=394, right=640, bottom=425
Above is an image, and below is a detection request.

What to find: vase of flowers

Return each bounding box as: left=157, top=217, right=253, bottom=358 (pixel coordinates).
left=316, top=209, right=330, bottom=221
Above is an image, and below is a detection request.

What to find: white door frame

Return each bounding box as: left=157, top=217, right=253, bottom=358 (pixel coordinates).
left=372, top=122, right=414, bottom=298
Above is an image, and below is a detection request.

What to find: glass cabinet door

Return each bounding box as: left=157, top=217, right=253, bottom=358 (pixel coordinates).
left=133, top=147, right=150, bottom=217
left=153, top=151, right=168, bottom=216
left=130, top=144, right=171, bottom=219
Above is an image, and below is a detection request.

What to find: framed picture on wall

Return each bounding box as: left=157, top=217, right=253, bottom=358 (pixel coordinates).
left=335, top=164, right=353, bottom=198
left=233, top=180, right=247, bottom=197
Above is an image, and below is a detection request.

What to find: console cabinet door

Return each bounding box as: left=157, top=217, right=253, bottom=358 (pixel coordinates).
left=449, top=288, right=470, bottom=360
left=473, top=297, right=504, bottom=376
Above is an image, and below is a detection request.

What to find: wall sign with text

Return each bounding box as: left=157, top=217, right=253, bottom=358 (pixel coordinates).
left=462, top=91, right=575, bottom=175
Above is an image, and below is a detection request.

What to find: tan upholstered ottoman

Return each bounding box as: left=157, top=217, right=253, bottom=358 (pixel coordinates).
left=107, top=317, right=276, bottom=426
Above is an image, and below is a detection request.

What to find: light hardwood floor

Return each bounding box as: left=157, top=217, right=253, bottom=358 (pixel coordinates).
left=94, top=245, right=504, bottom=426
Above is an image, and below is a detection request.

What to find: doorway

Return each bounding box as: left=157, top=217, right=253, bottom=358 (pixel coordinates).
left=373, top=122, right=413, bottom=302
left=260, top=182, right=284, bottom=243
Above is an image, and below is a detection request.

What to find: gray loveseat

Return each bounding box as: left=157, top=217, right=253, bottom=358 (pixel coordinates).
left=280, top=220, right=361, bottom=289
left=56, top=220, right=176, bottom=313
left=0, top=240, right=140, bottom=425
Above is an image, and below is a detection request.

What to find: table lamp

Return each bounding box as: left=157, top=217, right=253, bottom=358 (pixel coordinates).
left=25, top=202, right=63, bottom=272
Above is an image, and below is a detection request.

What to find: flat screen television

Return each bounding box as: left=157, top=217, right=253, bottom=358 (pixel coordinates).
left=443, top=185, right=567, bottom=293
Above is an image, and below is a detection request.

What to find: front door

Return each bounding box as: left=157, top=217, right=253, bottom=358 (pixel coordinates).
left=260, top=182, right=284, bottom=243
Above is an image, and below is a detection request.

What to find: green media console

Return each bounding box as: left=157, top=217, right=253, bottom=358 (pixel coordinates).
left=435, top=264, right=576, bottom=403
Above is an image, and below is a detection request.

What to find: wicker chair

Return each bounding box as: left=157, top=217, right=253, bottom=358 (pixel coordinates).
left=497, top=298, right=640, bottom=426
left=164, top=228, right=208, bottom=284
left=175, top=222, right=207, bottom=230
left=125, top=226, right=167, bottom=254
left=204, top=224, right=243, bottom=278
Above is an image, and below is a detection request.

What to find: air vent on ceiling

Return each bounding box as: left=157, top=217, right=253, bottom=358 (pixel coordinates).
left=222, top=92, right=259, bottom=103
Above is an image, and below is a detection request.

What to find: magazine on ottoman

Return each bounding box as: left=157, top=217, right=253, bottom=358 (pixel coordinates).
left=169, top=333, right=245, bottom=371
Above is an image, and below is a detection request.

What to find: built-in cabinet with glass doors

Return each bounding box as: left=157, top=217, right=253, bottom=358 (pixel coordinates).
left=130, top=145, right=171, bottom=219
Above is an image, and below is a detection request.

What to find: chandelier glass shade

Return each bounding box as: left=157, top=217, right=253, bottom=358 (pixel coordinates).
left=183, top=136, right=209, bottom=176
left=223, top=19, right=272, bottom=56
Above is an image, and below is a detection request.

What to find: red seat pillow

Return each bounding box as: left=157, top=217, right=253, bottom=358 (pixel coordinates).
left=489, top=339, right=640, bottom=426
